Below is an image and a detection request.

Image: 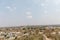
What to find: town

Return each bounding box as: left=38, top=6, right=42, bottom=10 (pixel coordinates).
left=0, top=25, right=60, bottom=40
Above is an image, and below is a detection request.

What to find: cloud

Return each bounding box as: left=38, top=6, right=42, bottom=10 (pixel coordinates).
left=54, top=0, right=60, bottom=5
left=27, top=15, right=32, bottom=19
left=41, top=3, right=45, bottom=7
left=6, top=6, right=16, bottom=12
left=26, top=11, right=33, bottom=19
left=6, top=6, right=11, bottom=9
left=6, top=6, right=13, bottom=11
left=26, top=11, right=31, bottom=15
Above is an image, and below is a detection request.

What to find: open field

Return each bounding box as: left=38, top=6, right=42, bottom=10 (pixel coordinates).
left=0, top=25, right=60, bottom=40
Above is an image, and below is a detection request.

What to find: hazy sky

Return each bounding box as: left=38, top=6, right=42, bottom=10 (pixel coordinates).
left=0, top=0, right=60, bottom=27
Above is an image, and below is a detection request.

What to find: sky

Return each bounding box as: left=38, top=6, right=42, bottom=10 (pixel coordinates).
left=0, top=0, right=60, bottom=27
